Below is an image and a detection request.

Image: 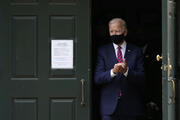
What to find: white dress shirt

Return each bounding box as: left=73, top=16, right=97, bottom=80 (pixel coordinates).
left=110, top=41, right=129, bottom=77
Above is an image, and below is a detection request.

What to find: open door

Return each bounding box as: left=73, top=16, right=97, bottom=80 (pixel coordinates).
left=160, top=0, right=176, bottom=120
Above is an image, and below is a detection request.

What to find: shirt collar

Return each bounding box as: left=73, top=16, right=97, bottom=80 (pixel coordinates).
left=113, top=41, right=127, bottom=50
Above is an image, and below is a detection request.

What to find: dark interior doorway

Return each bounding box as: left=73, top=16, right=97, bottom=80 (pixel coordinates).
left=92, top=0, right=162, bottom=120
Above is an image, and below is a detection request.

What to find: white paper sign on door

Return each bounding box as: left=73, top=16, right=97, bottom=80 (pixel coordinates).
left=51, top=40, right=73, bottom=69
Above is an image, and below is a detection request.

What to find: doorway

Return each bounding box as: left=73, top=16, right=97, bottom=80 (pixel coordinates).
left=92, top=0, right=162, bottom=120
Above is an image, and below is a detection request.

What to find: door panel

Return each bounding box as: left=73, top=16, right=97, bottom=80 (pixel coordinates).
left=12, top=16, right=38, bottom=77
left=0, top=0, right=91, bottom=120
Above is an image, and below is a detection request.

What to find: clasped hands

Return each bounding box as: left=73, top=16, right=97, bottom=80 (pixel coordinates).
left=112, top=59, right=127, bottom=74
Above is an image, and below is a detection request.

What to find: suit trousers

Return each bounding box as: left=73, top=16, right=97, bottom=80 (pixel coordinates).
left=101, top=115, right=137, bottom=120
left=101, top=99, right=137, bottom=120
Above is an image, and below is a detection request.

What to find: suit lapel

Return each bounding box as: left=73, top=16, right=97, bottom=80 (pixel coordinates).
left=124, top=43, right=132, bottom=63
left=108, top=43, right=118, bottom=66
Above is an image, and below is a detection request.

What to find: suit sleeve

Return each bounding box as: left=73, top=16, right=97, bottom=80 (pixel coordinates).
left=127, top=48, right=145, bottom=87
left=94, top=48, right=112, bottom=85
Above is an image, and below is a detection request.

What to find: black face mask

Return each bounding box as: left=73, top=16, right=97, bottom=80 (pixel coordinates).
left=110, top=34, right=125, bottom=45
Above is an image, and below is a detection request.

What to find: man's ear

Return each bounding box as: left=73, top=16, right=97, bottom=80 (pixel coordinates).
left=124, top=29, right=128, bottom=36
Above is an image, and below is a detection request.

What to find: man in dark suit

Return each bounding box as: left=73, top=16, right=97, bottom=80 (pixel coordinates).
left=94, top=18, right=145, bottom=120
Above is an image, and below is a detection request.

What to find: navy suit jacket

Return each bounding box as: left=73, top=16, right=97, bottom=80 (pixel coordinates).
left=94, top=42, right=145, bottom=116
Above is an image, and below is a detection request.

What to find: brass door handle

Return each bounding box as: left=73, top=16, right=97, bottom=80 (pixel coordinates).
left=168, top=79, right=175, bottom=104
left=156, top=54, right=162, bottom=61
left=81, top=79, right=85, bottom=106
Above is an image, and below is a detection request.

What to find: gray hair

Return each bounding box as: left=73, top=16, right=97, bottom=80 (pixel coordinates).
left=108, top=18, right=127, bottom=29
